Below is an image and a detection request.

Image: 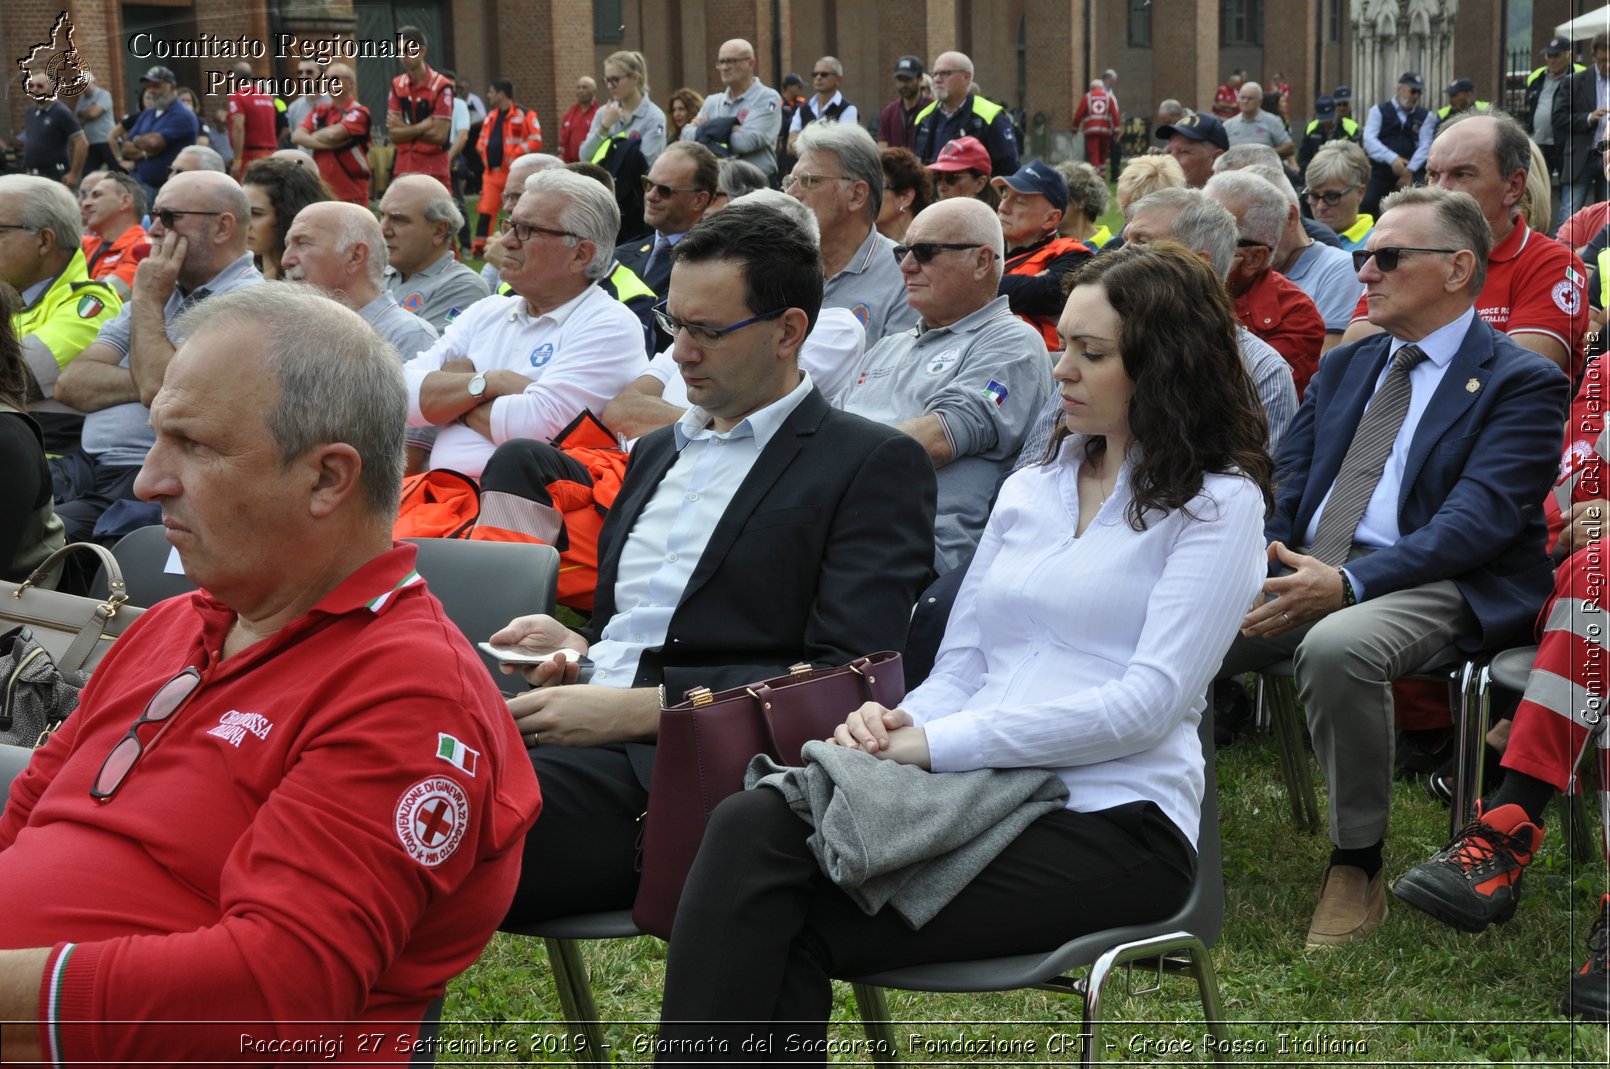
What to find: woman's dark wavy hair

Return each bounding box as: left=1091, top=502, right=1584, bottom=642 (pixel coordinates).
left=1042, top=241, right=1274, bottom=529
left=242, top=157, right=333, bottom=270
left=0, top=284, right=26, bottom=411
left=880, top=148, right=933, bottom=216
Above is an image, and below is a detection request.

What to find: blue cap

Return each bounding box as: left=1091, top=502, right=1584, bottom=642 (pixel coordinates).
left=1544, top=36, right=1573, bottom=55
left=1157, top=111, right=1229, bottom=151
left=990, top=159, right=1069, bottom=212
left=1444, top=76, right=1474, bottom=95
left=140, top=65, right=177, bottom=85
left=1398, top=71, right=1425, bottom=90
left=1315, top=96, right=1336, bottom=121
left=1333, top=85, right=1352, bottom=101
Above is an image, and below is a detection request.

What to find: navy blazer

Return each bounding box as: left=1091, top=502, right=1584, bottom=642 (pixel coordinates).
left=615, top=234, right=672, bottom=302
left=1269, top=316, right=1570, bottom=651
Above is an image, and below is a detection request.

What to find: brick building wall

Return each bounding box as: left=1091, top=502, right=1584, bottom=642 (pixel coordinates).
left=2, top=2, right=1525, bottom=173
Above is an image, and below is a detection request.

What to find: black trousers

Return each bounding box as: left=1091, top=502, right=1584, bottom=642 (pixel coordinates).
left=503, top=742, right=649, bottom=924
left=656, top=788, right=1195, bottom=1065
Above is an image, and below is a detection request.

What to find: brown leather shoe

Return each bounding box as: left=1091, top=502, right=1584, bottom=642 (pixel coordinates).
left=1306, top=864, right=1387, bottom=947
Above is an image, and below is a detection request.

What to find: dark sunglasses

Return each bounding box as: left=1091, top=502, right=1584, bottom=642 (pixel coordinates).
left=892, top=242, right=988, bottom=265
left=1352, top=246, right=1460, bottom=272
left=90, top=667, right=202, bottom=802
left=640, top=177, right=702, bottom=198
left=1303, top=185, right=1359, bottom=206
left=154, top=208, right=222, bottom=229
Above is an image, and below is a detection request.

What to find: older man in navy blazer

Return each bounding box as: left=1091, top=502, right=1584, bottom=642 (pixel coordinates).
left=1221, top=187, right=1570, bottom=949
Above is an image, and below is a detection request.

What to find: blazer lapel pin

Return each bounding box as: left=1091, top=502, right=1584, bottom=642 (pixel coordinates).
left=1465, top=378, right=1480, bottom=394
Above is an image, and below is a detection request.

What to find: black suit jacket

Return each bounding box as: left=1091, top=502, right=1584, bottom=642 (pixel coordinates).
left=581, top=386, right=939, bottom=784
left=1553, top=68, right=1601, bottom=183
left=1269, top=317, right=1569, bottom=651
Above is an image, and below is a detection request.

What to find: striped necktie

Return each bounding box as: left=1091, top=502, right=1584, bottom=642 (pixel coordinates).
left=1307, top=344, right=1429, bottom=568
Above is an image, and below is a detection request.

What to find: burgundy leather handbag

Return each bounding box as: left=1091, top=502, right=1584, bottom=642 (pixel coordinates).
left=633, top=651, right=905, bottom=937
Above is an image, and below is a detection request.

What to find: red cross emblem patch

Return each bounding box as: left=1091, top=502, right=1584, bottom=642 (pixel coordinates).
left=394, top=776, right=470, bottom=867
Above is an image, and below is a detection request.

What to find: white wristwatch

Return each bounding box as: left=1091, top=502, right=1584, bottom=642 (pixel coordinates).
left=467, top=372, right=488, bottom=399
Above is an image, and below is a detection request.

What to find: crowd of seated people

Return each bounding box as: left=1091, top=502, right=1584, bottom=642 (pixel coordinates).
left=4, top=37, right=1609, bottom=1059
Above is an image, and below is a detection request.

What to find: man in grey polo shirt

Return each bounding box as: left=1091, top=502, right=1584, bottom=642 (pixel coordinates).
left=282, top=201, right=439, bottom=360
left=835, top=197, right=1049, bottom=572
left=1224, top=80, right=1295, bottom=161
left=681, top=38, right=784, bottom=178
left=50, top=171, right=263, bottom=540
left=378, top=174, right=489, bottom=331
left=786, top=121, right=916, bottom=343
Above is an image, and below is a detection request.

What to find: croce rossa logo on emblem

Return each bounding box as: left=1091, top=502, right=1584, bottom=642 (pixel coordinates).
left=18, top=12, right=92, bottom=103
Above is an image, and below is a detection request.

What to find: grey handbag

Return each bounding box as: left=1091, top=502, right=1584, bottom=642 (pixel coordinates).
left=0, top=541, right=144, bottom=682
left=0, top=625, right=81, bottom=748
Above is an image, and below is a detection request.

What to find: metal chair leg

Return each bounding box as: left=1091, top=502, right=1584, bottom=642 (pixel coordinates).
left=1267, top=676, right=1319, bottom=832
left=542, top=937, right=609, bottom=1068
left=1451, top=659, right=1489, bottom=836
left=851, top=983, right=899, bottom=1065
left=1080, top=933, right=1227, bottom=1067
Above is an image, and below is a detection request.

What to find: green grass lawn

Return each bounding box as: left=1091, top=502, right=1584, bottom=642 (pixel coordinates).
left=435, top=731, right=1610, bottom=1065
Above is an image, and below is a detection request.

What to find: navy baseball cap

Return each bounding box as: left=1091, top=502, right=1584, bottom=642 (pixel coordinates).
left=1398, top=71, right=1425, bottom=90
left=893, top=55, right=924, bottom=78
left=1157, top=112, right=1229, bottom=151
left=1333, top=85, right=1353, bottom=101
left=140, top=65, right=177, bottom=85
left=1315, top=96, right=1336, bottom=121
left=1444, top=76, right=1474, bottom=95
left=990, top=160, right=1069, bottom=212
left=1544, top=36, right=1573, bottom=54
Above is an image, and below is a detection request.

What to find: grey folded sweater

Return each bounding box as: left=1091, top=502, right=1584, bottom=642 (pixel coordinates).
left=745, top=740, right=1069, bottom=929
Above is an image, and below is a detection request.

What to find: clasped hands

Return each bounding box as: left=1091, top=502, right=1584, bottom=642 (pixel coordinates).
left=830, top=702, right=931, bottom=769
left=1239, top=541, right=1347, bottom=639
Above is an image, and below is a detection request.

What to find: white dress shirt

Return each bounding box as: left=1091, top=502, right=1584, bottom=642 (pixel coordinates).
left=587, top=373, right=816, bottom=685
left=904, top=440, right=1267, bottom=845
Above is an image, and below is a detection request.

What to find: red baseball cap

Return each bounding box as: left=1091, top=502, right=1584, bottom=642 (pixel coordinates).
left=929, top=136, right=991, bottom=173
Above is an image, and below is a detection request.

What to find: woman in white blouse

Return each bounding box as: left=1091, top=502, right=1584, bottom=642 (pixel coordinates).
left=655, top=242, right=1276, bottom=1059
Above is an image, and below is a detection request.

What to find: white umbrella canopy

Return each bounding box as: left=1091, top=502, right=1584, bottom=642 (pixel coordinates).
left=1559, top=4, right=1610, bottom=40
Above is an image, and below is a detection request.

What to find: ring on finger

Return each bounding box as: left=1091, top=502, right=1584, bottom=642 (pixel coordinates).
left=1282, top=610, right=1292, bottom=624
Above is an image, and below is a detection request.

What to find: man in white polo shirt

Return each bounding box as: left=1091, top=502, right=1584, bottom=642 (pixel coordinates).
left=402, top=169, right=644, bottom=478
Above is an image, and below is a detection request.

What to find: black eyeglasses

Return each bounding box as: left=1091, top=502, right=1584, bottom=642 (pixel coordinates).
left=90, top=667, right=202, bottom=803
left=154, top=208, right=222, bottom=229
left=605, top=75, right=625, bottom=87
left=1352, top=246, right=1460, bottom=272
left=1303, top=185, right=1359, bottom=206
left=641, top=177, right=702, bottom=198
left=1236, top=238, right=1269, bottom=249
left=507, top=220, right=579, bottom=244
left=893, top=242, right=989, bottom=265
left=652, top=299, right=787, bottom=348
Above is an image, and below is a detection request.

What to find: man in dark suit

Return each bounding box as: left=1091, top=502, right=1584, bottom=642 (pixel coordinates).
left=1219, top=187, right=1570, bottom=949
left=1554, top=31, right=1610, bottom=227
left=615, top=141, right=719, bottom=348
left=490, top=197, right=939, bottom=924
